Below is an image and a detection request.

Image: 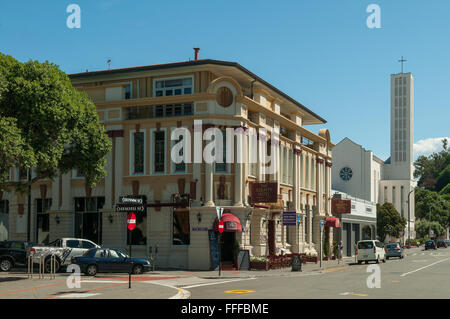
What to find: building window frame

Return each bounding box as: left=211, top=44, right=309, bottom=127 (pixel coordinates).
left=150, top=128, right=167, bottom=175
left=129, top=129, right=147, bottom=176
left=153, top=75, right=194, bottom=98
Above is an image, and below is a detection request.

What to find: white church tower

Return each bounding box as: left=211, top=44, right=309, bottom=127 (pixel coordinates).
left=380, top=57, right=416, bottom=239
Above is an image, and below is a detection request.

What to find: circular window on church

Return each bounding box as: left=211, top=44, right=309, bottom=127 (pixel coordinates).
left=340, top=167, right=353, bottom=181
left=216, top=86, right=234, bottom=107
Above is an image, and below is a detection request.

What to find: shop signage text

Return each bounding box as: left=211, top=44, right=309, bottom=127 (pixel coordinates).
left=249, top=182, right=278, bottom=203
left=331, top=198, right=351, bottom=215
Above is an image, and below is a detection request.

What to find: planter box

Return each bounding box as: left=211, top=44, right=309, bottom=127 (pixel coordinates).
left=250, top=261, right=269, bottom=271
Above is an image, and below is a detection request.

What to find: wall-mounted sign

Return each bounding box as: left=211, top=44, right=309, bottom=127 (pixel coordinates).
left=331, top=198, right=351, bottom=215
left=249, top=182, right=278, bottom=203
left=283, top=211, right=297, bottom=226
left=116, top=195, right=147, bottom=213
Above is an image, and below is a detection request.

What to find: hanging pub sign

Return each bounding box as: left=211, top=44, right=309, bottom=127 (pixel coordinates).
left=331, top=198, right=351, bottom=215
left=249, top=182, right=278, bottom=204
left=283, top=211, right=297, bottom=226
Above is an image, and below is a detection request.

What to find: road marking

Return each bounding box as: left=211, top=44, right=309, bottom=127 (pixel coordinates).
left=80, top=280, right=128, bottom=284
left=400, top=257, right=450, bottom=277
left=413, top=253, right=417, bottom=256
left=321, top=267, right=347, bottom=273
left=352, top=293, right=368, bottom=297
left=58, top=293, right=100, bottom=298
left=42, top=282, right=127, bottom=299
left=145, top=281, right=191, bottom=299
left=391, top=280, right=400, bottom=283
left=181, top=277, right=256, bottom=289
left=224, top=290, right=255, bottom=294
left=169, top=288, right=191, bottom=299
left=339, top=292, right=354, bottom=295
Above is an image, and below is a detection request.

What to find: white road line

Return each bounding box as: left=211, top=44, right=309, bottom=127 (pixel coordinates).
left=80, top=280, right=128, bottom=283
left=400, top=257, right=450, bottom=277
left=182, top=277, right=256, bottom=289
left=145, top=281, right=191, bottom=299
left=58, top=293, right=100, bottom=298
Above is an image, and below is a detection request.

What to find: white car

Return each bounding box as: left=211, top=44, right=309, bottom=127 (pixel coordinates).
left=356, top=240, right=386, bottom=264
left=29, top=238, right=100, bottom=272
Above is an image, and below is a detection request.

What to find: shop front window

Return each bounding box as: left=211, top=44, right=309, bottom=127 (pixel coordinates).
left=74, top=197, right=104, bottom=245
left=0, top=200, right=9, bottom=241
left=36, top=198, right=51, bottom=244
left=173, top=209, right=190, bottom=245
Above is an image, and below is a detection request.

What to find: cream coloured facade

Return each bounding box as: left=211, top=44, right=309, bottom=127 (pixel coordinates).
left=2, top=59, right=335, bottom=270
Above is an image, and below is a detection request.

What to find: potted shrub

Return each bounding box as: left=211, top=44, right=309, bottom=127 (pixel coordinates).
left=250, top=256, right=269, bottom=271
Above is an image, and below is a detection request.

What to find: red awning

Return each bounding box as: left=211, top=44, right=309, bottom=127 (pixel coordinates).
left=213, top=213, right=242, bottom=232
left=325, top=216, right=341, bottom=228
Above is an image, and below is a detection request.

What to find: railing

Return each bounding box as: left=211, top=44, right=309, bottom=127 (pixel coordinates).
left=126, top=103, right=193, bottom=120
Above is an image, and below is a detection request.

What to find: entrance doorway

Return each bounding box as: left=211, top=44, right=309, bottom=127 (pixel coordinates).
left=220, top=232, right=236, bottom=262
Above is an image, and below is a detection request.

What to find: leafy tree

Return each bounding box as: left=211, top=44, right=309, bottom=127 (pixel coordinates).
left=436, top=164, right=450, bottom=192
left=440, top=183, right=450, bottom=196
left=0, top=53, right=111, bottom=191
left=415, top=220, right=446, bottom=238
left=414, top=139, right=450, bottom=191
left=376, top=203, right=407, bottom=241
left=415, top=187, right=450, bottom=231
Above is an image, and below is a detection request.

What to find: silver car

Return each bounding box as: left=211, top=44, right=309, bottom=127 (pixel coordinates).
left=385, top=242, right=404, bottom=260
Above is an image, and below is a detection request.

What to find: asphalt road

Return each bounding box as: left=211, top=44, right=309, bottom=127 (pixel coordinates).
left=187, top=247, right=450, bottom=299
left=0, top=247, right=449, bottom=299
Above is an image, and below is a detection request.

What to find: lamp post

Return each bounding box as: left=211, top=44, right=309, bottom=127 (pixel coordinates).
left=407, top=189, right=414, bottom=246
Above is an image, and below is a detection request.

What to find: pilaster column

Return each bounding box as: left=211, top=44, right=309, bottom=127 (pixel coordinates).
left=204, top=163, right=214, bottom=207
left=104, top=141, right=113, bottom=210
left=234, top=162, right=243, bottom=206
left=60, top=173, right=71, bottom=211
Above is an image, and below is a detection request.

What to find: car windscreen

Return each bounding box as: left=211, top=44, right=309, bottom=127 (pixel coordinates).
left=358, top=242, right=374, bottom=249
left=386, top=244, right=397, bottom=248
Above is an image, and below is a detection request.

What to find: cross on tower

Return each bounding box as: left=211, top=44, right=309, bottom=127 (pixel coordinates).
left=398, top=56, right=407, bottom=73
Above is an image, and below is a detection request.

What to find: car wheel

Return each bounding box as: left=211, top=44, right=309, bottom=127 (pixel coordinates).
left=376, top=257, right=379, bottom=264
left=133, top=264, right=143, bottom=275
left=383, top=256, right=386, bottom=263
left=386, top=257, right=389, bottom=260
left=0, top=258, right=13, bottom=272
left=86, top=264, right=98, bottom=276
left=45, top=258, right=61, bottom=273
left=357, top=261, right=362, bottom=265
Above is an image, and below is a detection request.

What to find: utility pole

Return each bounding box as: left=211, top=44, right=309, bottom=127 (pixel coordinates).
left=27, top=168, right=32, bottom=242
left=407, top=189, right=414, bottom=246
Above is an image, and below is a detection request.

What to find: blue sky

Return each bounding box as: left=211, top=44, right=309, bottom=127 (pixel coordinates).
left=0, top=0, right=448, bottom=160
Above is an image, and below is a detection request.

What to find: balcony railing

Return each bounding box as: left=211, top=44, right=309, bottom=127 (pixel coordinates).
left=126, top=103, right=193, bottom=120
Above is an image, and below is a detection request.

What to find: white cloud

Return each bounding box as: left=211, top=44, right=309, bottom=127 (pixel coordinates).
left=414, top=137, right=449, bottom=158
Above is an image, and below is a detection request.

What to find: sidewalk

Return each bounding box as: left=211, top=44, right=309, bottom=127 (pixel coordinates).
left=147, top=257, right=356, bottom=279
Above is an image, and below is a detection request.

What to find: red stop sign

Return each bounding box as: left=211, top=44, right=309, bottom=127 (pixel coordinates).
left=218, top=220, right=224, bottom=234
left=127, top=213, right=137, bottom=231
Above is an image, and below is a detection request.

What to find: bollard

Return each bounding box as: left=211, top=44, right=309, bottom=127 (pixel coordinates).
left=27, top=255, right=33, bottom=279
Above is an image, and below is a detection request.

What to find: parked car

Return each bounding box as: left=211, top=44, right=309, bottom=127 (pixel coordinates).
left=0, top=241, right=36, bottom=272
left=385, top=242, right=404, bottom=260
left=356, top=240, right=386, bottom=264
left=436, top=240, right=447, bottom=248
left=424, top=240, right=437, bottom=250
left=28, top=238, right=100, bottom=273
left=445, top=240, right=450, bottom=247
left=72, top=248, right=151, bottom=276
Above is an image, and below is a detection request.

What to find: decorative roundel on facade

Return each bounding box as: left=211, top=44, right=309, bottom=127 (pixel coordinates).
left=340, top=167, right=353, bottom=181
left=216, top=86, right=234, bottom=107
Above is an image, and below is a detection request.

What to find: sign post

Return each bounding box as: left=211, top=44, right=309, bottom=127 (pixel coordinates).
left=319, top=220, right=324, bottom=268
left=115, top=196, right=146, bottom=289
left=216, top=207, right=223, bottom=277
left=127, top=212, right=136, bottom=289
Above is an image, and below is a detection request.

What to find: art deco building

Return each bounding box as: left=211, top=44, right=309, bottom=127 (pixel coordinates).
left=1, top=55, right=335, bottom=270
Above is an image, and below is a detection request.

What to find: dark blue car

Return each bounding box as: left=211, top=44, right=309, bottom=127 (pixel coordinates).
left=72, top=248, right=151, bottom=276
